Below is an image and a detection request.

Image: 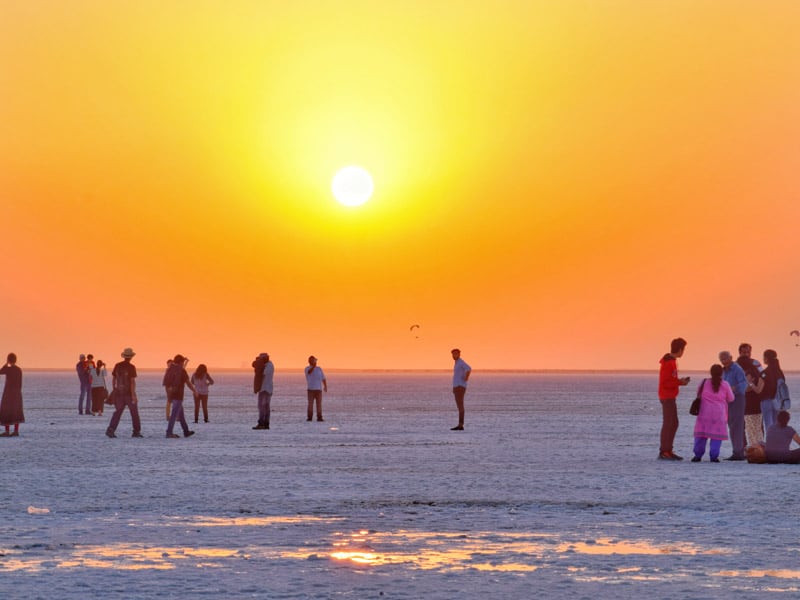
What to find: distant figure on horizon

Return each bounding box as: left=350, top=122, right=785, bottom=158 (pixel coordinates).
left=106, top=348, right=142, bottom=439
left=0, top=353, right=24, bottom=437
left=163, top=354, right=196, bottom=439
left=736, top=343, right=764, bottom=447
left=719, top=351, right=747, bottom=461
left=765, top=410, right=800, bottom=464
left=163, top=358, right=174, bottom=421
left=304, top=355, right=327, bottom=422
left=657, top=337, right=690, bottom=461
left=691, top=364, right=734, bottom=462
left=89, top=359, right=109, bottom=416
left=76, top=353, right=91, bottom=415
left=758, top=349, right=785, bottom=434
left=191, top=363, right=214, bottom=424
left=450, top=348, right=471, bottom=431
left=252, top=353, right=273, bottom=430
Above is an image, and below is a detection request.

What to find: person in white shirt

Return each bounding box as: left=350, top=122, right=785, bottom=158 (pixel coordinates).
left=252, top=353, right=274, bottom=430
left=450, top=348, right=472, bottom=431
left=304, top=355, right=327, bottom=422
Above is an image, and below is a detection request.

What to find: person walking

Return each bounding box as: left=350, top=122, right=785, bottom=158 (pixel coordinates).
left=736, top=343, right=764, bottom=447
left=719, top=351, right=747, bottom=461
left=304, top=355, right=327, bottom=422
left=0, top=353, right=24, bottom=437
left=106, top=348, right=142, bottom=438
left=190, top=364, right=214, bottom=424
left=658, top=337, right=690, bottom=460
left=691, top=364, right=734, bottom=462
left=164, top=354, right=196, bottom=439
left=89, top=359, right=109, bottom=416
left=76, top=353, right=92, bottom=415
left=252, top=353, right=274, bottom=430
left=450, top=348, right=472, bottom=431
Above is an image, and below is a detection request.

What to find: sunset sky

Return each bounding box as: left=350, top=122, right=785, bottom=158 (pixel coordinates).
left=2, top=1, right=799, bottom=371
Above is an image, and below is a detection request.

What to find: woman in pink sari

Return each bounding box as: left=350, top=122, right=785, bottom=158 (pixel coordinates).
left=692, top=364, right=734, bottom=462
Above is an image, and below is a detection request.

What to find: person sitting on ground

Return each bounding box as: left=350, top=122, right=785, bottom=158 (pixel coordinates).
left=765, top=410, right=800, bottom=464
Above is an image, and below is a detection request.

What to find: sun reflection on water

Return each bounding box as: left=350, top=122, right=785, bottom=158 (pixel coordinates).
left=2, top=514, right=796, bottom=589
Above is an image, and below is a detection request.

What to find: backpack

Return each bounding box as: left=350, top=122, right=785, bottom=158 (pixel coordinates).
left=164, top=363, right=184, bottom=390
left=776, top=377, right=791, bottom=411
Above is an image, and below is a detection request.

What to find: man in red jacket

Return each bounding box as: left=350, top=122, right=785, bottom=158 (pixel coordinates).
left=658, top=337, right=690, bottom=460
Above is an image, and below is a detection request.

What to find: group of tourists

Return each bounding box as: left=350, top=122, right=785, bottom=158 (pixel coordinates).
left=658, top=338, right=797, bottom=464
left=0, top=346, right=473, bottom=439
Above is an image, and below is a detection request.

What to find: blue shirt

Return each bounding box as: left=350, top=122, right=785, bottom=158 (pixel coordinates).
left=305, top=365, right=326, bottom=391
left=723, top=362, right=748, bottom=395
left=453, top=358, right=471, bottom=388
left=260, top=361, right=274, bottom=394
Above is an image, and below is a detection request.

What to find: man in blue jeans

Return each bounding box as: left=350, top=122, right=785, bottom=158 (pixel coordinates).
left=720, top=350, right=747, bottom=460
left=163, top=354, right=196, bottom=439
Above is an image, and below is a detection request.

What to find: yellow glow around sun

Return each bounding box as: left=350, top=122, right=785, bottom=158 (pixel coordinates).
left=332, top=165, right=374, bottom=206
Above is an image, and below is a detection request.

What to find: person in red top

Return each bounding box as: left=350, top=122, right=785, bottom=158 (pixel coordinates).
left=658, top=337, right=690, bottom=460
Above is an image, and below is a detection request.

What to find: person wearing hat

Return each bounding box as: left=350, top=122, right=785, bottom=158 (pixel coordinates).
left=76, top=353, right=92, bottom=415
left=450, top=348, right=472, bottom=431
left=106, top=348, right=142, bottom=438
left=163, top=354, right=196, bottom=439
left=304, top=355, right=327, bottom=422
left=252, top=353, right=274, bottom=430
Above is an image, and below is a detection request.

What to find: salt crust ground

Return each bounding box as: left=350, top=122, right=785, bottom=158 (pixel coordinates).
left=1, top=372, right=799, bottom=599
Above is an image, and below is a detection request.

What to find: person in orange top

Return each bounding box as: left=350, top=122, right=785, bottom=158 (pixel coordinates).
left=658, top=337, right=690, bottom=461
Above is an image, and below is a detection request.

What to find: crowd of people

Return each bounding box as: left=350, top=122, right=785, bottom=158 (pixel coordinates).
left=0, top=347, right=473, bottom=439
left=658, top=338, right=797, bottom=464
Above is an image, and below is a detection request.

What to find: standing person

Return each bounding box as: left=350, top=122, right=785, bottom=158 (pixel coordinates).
left=691, top=364, right=734, bottom=462
left=252, top=353, right=274, bottom=430
left=758, top=349, right=785, bottom=434
left=163, top=354, right=196, bottom=439
left=304, top=355, right=327, bottom=422
left=450, top=348, right=471, bottom=431
left=76, top=354, right=92, bottom=415
left=0, top=353, right=23, bottom=437
left=90, top=359, right=109, bottom=416
left=658, top=337, right=690, bottom=461
left=106, top=348, right=142, bottom=438
left=719, top=351, right=747, bottom=461
left=765, top=411, right=800, bottom=464
left=163, top=358, right=174, bottom=421
left=190, top=364, right=214, bottom=424
left=736, top=343, right=764, bottom=448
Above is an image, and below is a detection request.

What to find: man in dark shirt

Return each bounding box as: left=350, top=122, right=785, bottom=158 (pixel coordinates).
left=164, top=354, right=196, bottom=439
left=106, top=348, right=142, bottom=438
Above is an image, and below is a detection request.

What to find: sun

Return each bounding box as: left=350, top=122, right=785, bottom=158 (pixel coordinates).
left=331, top=165, right=374, bottom=207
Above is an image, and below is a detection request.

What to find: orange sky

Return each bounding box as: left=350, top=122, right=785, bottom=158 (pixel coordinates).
left=2, top=1, right=799, bottom=370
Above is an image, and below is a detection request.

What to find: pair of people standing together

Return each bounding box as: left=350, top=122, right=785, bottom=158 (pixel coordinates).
left=251, top=354, right=327, bottom=429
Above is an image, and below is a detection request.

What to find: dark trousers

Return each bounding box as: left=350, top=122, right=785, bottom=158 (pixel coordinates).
left=307, top=390, right=322, bottom=420
left=258, top=391, right=271, bottom=426
left=727, top=393, right=746, bottom=458
left=194, top=394, right=209, bottom=422
left=167, top=399, right=190, bottom=435
left=659, top=398, right=678, bottom=454
left=107, top=394, right=141, bottom=434
left=453, top=386, right=466, bottom=426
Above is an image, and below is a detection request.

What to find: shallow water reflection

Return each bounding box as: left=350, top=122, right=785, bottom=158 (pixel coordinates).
left=2, top=516, right=795, bottom=588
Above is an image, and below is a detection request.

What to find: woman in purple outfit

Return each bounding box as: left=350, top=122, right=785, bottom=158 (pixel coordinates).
left=691, top=364, right=734, bottom=462
left=765, top=411, right=800, bottom=464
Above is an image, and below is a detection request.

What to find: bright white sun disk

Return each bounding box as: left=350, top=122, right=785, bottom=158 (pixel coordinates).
left=332, top=166, right=374, bottom=206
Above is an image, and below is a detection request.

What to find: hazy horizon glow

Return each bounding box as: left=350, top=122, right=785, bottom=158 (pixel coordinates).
left=2, top=1, right=799, bottom=370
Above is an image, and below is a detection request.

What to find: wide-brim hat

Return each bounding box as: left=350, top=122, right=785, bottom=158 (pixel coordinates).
left=121, top=347, right=136, bottom=358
